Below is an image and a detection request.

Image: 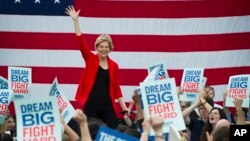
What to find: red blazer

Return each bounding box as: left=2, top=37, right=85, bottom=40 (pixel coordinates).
left=75, top=35, right=123, bottom=117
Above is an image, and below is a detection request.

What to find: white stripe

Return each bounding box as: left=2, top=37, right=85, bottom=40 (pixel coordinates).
left=1, top=15, right=250, bottom=35
left=30, top=83, right=226, bottom=102
left=1, top=49, right=250, bottom=69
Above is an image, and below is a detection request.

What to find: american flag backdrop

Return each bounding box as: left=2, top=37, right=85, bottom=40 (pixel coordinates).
left=0, top=0, right=250, bottom=110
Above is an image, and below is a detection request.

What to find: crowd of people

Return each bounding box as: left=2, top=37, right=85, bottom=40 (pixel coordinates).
left=1, top=86, right=249, bottom=141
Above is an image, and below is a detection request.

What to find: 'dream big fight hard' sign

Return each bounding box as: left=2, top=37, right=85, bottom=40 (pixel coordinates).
left=147, top=63, right=169, bottom=81
left=226, top=74, right=250, bottom=108
left=8, top=67, right=31, bottom=99
left=14, top=97, right=61, bottom=141
left=180, top=68, right=204, bottom=101
left=0, top=76, right=8, bottom=89
left=49, top=77, right=75, bottom=124
left=0, top=89, right=12, bottom=124
left=140, top=78, right=185, bottom=135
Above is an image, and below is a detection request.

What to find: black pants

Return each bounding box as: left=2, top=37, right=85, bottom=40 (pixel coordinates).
left=84, top=101, right=118, bottom=129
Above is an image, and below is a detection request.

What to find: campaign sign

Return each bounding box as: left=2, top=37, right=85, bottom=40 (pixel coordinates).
left=49, top=77, right=75, bottom=124
left=0, top=76, right=8, bottom=89
left=168, top=124, right=181, bottom=141
left=14, top=97, right=61, bottom=141
left=0, top=89, right=12, bottom=124
left=225, top=75, right=250, bottom=108
left=145, top=62, right=169, bottom=81
left=95, top=125, right=139, bottom=141
left=140, top=78, right=186, bottom=135
left=180, top=68, right=204, bottom=101
left=8, top=66, right=32, bottom=99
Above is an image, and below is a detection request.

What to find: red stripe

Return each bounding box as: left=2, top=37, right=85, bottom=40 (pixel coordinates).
left=74, top=0, right=250, bottom=18
left=1, top=32, right=250, bottom=52
left=1, top=66, right=250, bottom=86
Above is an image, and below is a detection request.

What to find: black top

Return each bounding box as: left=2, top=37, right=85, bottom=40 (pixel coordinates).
left=88, top=66, right=111, bottom=104
left=0, top=133, right=13, bottom=141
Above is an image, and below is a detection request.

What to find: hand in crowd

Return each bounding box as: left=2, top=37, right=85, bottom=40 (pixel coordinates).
left=150, top=116, right=164, bottom=134
left=61, top=116, right=80, bottom=141
left=233, top=97, right=243, bottom=108
left=140, top=116, right=165, bottom=141
left=73, top=109, right=88, bottom=123
left=206, top=131, right=213, bottom=141
left=73, top=109, right=92, bottom=141
left=223, top=90, right=228, bottom=101
left=132, top=89, right=140, bottom=104
left=198, top=89, right=207, bottom=105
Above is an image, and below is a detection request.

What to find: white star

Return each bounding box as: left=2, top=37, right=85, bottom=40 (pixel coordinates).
left=54, top=0, right=60, bottom=4
left=15, top=0, right=21, bottom=3
left=34, top=0, right=40, bottom=4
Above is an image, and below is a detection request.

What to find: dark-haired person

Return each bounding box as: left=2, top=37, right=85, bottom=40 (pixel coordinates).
left=200, top=107, right=228, bottom=141
left=182, top=90, right=214, bottom=141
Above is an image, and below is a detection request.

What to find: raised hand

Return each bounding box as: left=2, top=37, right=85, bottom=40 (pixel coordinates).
left=150, top=116, right=164, bottom=133
left=233, top=97, right=243, bottom=108
left=65, top=5, right=80, bottom=21
left=198, top=89, right=207, bottom=105
left=132, top=89, right=140, bottom=104
left=73, top=109, right=88, bottom=123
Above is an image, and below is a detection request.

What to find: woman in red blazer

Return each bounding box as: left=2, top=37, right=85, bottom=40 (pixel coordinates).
left=66, top=5, right=128, bottom=129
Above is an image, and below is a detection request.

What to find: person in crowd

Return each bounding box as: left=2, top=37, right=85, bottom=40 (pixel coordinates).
left=247, top=108, right=250, bottom=121
left=131, top=89, right=144, bottom=130
left=73, top=109, right=92, bottom=141
left=140, top=116, right=166, bottom=141
left=65, top=5, right=128, bottom=129
left=223, top=91, right=248, bottom=124
left=182, top=90, right=214, bottom=141
left=5, top=115, right=16, bottom=137
left=0, top=117, right=13, bottom=141
left=124, top=101, right=136, bottom=128
left=124, top=128, right=141, bottom=138
left=204, top=85, right=223, bottom=109
left=61, top=117, right=80, bottom=141
left=222, top=91, right=236, bottom=124
left=179, top=101, right=193, bottom=141
left=123, top=89, right=144, bottom=131
left=200, top=107, right=227, bottom=141
left=205, top=119, right=230, bottom=141
left=233, top=97, right=247, bottom=125
left=178, top=87, right=202, bottom=119
left=214, top=119, right=230, bottom=128
left=61, top=109, right=93, bottom=141
left=180, top=101, right=199, bottom=119
left=206, top=126, right=229, bottom=141
left=88, top=117, right=107, bottom=140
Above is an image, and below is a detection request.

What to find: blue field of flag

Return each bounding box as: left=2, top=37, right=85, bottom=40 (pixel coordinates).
left=0, top=0, right=73, bottom=15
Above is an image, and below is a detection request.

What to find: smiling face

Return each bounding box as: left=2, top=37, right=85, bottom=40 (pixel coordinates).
left=96, top=41, right=111, bottom=58
left=6, top=116, right=16, bottom=131
left=209, top=109, right=221, bottom=125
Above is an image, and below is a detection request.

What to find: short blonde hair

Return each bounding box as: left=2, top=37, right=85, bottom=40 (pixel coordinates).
left=95, top=34, right=114, bottom=50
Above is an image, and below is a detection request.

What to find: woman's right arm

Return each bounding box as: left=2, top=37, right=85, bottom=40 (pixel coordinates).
left=65, top=5, right=81, bottom=36
left=65, top=5, right=92, bottom=59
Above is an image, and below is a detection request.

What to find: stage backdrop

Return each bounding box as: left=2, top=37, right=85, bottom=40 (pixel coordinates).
left=1, top=0, right=250, bottom=115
